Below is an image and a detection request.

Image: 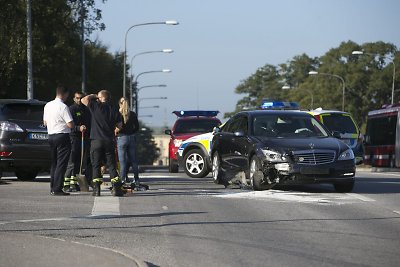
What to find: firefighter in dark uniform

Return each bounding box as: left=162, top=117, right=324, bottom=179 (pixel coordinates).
left=63, top=91, right=92, bottom=191
left=81, top=90, right=123, bottom=197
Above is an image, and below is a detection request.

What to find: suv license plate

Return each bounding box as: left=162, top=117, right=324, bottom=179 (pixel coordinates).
left=29, top=133, right=48, bottom=140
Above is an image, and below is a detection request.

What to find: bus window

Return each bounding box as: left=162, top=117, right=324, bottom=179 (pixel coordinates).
left=366, top=115, right=397, bottom=146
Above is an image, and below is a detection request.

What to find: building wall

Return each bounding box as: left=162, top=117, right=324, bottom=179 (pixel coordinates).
left=153, top=134, right=170, bottom=165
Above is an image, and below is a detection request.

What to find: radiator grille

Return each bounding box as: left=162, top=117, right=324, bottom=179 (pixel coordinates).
left=293, top=150, right=335, bottom=165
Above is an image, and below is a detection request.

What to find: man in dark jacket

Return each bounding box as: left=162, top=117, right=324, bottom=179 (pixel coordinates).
left=64, top=91, right=91, bottom=191
left=82, top=90, right=123, bottom=197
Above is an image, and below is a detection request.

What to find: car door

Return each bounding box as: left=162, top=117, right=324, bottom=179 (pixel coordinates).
left=229, top=115, right=251, bottom=171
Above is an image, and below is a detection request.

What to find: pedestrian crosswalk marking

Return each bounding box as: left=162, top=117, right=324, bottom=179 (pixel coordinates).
left=91, top=193, right=120, bottom=216
left=200, top=190, right=376, bottom=205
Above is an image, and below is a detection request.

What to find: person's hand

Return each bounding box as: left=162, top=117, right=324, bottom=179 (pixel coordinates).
left=79, top=125, right=86, bottom=132
left=114, top=127, right=120, bottom=136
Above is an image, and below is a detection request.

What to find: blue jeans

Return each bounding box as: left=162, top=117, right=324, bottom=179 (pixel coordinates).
left=117, top=134, right=139, bottom=184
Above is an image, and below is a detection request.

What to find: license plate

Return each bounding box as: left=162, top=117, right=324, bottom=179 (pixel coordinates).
left=301, top=167, right=329, bottom=175
left=29, top=133, right=48, bottom=140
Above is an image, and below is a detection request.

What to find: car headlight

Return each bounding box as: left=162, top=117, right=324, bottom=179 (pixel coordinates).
left=173, top=139, right=183, bottom=147
left=338, top=148, right=354, bottom=161
left=261, top=149, right=286, bottom=162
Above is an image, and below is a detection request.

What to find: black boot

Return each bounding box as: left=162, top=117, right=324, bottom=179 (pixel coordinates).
left=92, top=181, right=101, bottom=196
left=111, top=181, right=124, bottom=197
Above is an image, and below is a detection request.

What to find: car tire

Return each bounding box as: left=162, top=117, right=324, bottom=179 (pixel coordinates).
left=183, top=149, right=209, bottom=178
left=169, top=159, right=179, bottom=173
left=212, top=152, right=224, bottom=184
left=15, top=169, right=39, bottom=181
left=333, top=181, right=354, bottom=193
left=249, top=156, right=275, bottom=191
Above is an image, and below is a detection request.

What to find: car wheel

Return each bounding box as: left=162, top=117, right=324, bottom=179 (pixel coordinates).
left=249, top=156, right=275, bottom=191
left=333, top=181, right=354, bottom=193
left=15, top=169, right=39, bottom=181
left=184, top=149, right=209, bottom=178
left=212, top=152, right=224, bottom=184
left=169, top=159, right=179, bottom=173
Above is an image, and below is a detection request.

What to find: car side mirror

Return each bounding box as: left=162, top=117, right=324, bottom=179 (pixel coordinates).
left=233, top=131, right=246, bottom=137
left=331, top=131, right=341, bottom=139
left=213, top=126, right=220, bottom=134
left=164, top=129, right=172, bottom=135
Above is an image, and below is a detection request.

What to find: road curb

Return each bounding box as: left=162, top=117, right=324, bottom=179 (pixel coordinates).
left=0, top=232, right=148, bottom=267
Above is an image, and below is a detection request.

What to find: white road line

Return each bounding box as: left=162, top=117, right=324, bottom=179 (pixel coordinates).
left=0, top=217, right=73, bottom=225
left=91, top=194, right=120, bottom=216
left=346, top=193, right=376, bottom=202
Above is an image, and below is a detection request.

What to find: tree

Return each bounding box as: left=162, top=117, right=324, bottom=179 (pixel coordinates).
left=0, top=0, right=107, bottom=100
left=229, top=41, right=399, bottom=129
left=136, top=123, right=160, bottom=165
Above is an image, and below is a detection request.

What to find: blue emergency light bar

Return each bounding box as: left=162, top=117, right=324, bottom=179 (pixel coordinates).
left=260, top=101, right=300, bottom=110
left=172, top=110, right=219, bottom=117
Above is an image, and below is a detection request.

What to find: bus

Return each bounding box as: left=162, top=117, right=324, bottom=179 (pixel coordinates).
left=364, top=104, right=400, bottom=168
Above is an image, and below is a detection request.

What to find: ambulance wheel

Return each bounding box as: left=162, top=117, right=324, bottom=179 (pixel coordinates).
left=169, top=159, right=179, bottom=173
left=184, top=149, right=209, bottom=178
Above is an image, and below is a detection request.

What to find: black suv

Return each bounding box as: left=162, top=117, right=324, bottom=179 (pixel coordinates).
left=211, top=110, right=356, bottom=192
left=0, top=99, right=50, bottom=180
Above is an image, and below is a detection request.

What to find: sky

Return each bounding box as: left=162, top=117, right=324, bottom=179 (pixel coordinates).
left=92, top=0, right=400, bottom=127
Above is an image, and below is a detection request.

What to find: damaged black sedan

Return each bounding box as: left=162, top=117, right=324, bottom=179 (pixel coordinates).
left=211, top=110, right=356, bottom=192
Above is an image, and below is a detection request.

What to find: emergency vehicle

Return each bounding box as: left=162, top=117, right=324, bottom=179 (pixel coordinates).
left=165, top=110, right=221, bottom=173
left=364, top=104, right=400, bottom=168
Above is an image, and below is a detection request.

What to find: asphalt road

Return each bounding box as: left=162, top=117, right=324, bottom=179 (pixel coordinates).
left=1, top=169, right=400, bottom=267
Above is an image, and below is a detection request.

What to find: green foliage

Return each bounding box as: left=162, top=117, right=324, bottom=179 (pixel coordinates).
left=136, top=122, right=160, bottom=165
left=230, top=40, right=399, bottom=130
left=0, top=0, right=116, bottom=102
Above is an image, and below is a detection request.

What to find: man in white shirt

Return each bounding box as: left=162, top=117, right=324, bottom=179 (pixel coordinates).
left=43, top=86, right=74, bottom=196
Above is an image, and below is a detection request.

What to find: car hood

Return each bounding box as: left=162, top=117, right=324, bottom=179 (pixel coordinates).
left=254, top=136, right=347, bottom=153
left=172, top=132, right=205, bottom=141
left=182, top=132, right=213, bottom=144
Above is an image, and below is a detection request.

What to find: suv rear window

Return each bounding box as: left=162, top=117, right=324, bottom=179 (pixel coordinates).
left=174, top=119, right=220, bottom=134
left=0, top=103, right=45, bottom=121
left=321, top=114, right=357, bottom=134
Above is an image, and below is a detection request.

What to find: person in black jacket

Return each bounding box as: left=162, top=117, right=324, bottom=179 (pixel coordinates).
left=82, top=90, right=123, bottom=197
left=115, top=97, right=141, bottom=188
left=63, top=91, right=91, bottom=191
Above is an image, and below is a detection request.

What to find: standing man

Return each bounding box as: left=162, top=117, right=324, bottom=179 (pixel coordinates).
left=43, top=86, right=74, bottom=196
left=64, top=91, right=91, bottom=191
left=82, top=90, right=123, bottom=197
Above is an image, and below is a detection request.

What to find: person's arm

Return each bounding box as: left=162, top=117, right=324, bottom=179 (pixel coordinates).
left=63, top=106, right=74, bottom=129
left=81, top=94, right=97, bottom=106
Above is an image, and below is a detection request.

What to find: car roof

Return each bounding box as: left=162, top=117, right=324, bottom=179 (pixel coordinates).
left=0, top=99, right=47, bottom=105
left=175, top=116, right=221, bottom=122
left=236, top=109, right=311, bottom=117
left=309, top=109, right=350, bottom=116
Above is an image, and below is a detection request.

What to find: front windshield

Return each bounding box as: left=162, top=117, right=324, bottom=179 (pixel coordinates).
left=174, top=119, right=220, bottom=134
left=252, top=114, right=329, bottom=138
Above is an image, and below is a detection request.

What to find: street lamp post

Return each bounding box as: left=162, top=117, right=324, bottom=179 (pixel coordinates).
left=140, top=105, right=160, bottom=109
left=123, top=21, right=178, bottom=98
left=137, top=84, right=167, bottom=92
left=129, top=50, right=172, bottom=95
left=133, top=70, right=171, bottom=114
left=139, top=97, right=168, bottom=103
left=282, top=85, right=314, bottom=109
left=308, top=71, right=346, bottom=111
left=352, top=50, right=396, bottom=105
